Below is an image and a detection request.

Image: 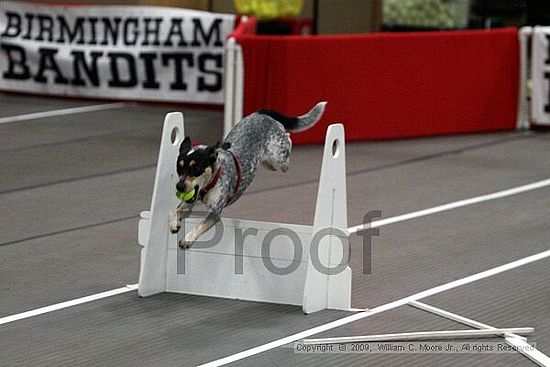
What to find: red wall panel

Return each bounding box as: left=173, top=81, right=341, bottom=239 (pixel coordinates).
left=236, top=28, right=519, bottom=144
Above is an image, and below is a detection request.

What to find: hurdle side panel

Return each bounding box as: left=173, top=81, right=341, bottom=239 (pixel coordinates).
left=138, top=112, right=184, bottom=297
left=303, top=124, right=352, bottom=314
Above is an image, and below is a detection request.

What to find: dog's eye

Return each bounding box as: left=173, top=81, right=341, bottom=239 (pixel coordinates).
left=191, top=166, right=202, bottom=176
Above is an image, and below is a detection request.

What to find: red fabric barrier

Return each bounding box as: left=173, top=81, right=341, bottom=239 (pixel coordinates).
left=235, top=28, right=519, bottom=143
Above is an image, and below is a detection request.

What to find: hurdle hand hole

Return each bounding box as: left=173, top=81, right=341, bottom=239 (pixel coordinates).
left=332, top=139, right=340, bottom=158
left=170, top=127, right=180, bottom=146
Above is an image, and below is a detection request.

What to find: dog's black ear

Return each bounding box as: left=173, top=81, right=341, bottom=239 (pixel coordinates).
left=180, top=136, right=192, bottom=154
left=206, top=141, right=220, bottom=163
left=206, top=141, right=220, bottom=153
left=221, top=142, right=231, bottom=150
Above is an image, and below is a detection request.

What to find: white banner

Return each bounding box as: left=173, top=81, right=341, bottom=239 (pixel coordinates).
left=0, top=1, right=235, bottom=104
left=532, top=26, right=550, bottom=125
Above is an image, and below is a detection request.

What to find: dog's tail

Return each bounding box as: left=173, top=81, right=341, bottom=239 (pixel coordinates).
left=258, top=101, right=327, bottom=133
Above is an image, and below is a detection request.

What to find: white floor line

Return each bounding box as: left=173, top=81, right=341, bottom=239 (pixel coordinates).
left=348, top=178, right=550, bottom=234
left=346, top=307, right=369, bottom=312
left=197, top=249, right=550, bottom=367
left=410, top=301, right=550, bottom=366
left=0, top=284, right=138, bottom=326
left=0, top=102, right=130, bottom=125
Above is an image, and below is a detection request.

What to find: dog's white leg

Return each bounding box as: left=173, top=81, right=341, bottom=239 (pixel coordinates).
left=280, top=158, right=289, bottom=172
left=179, top=212, right=220, bottom=249
left=261, top=157, right=289, bottom=172
left=170, top=202, right=192, bottom=234
left=261, top=160, right=277, bottom=171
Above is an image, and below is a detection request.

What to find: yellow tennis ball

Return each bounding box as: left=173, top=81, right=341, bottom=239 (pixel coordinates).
left=176, top=189, right=195, bottom=201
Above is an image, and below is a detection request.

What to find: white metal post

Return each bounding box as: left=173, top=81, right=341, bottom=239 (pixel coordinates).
left=517, top=26, right=533, bottom=130
left=223, top=37, right=237, bottom=138
left=234, top=43, right=245, bottom=124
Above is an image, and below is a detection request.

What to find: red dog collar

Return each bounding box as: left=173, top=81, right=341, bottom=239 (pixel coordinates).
left=200, top=150, right=242, bottom=202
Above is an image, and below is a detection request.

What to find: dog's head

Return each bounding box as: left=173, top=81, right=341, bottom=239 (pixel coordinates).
left=176, top=137, right=220, bottom=204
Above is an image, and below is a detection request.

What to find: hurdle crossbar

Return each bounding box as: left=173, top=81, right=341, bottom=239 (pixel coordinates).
left=302, top=328, right=535, bottom=345
left=409, top=301, right=550, bottom=366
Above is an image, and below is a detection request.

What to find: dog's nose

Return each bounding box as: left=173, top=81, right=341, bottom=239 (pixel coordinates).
left=176, top=181, right=187, bottom=193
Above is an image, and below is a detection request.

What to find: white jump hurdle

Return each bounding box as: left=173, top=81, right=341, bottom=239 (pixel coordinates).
left=137, top=112, right=352, bottom=314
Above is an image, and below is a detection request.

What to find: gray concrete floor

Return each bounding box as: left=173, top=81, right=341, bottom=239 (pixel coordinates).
left=1, top=93, right=549, bottom=366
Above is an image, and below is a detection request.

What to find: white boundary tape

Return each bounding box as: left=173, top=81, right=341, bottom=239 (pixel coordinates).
left=0, top=102, right=129, bottom=125
left=0, top=284, right=138, bottom=326
left=348, top=177, right=550, bottom=234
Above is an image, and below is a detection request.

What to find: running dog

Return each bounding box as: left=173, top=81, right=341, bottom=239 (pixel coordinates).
left=169, top=101, right=327, bottom=249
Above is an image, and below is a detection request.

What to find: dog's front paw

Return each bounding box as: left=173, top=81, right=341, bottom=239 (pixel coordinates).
left=169, top=214, right=180, bottom=234
left=178, top=240, right=194, bottom=249
left=170, top=224, right=180, bottom=234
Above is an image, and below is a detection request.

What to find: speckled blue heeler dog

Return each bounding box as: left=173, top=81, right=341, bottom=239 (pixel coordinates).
left=169, top=101, right=327, bottom=249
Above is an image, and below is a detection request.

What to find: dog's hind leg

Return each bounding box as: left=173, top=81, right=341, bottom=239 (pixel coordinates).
left=261, top=160, right=277, bottom=171
left=262, top=133, right=291, bottom=172
left=179, top=211, right=220, bottom=249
